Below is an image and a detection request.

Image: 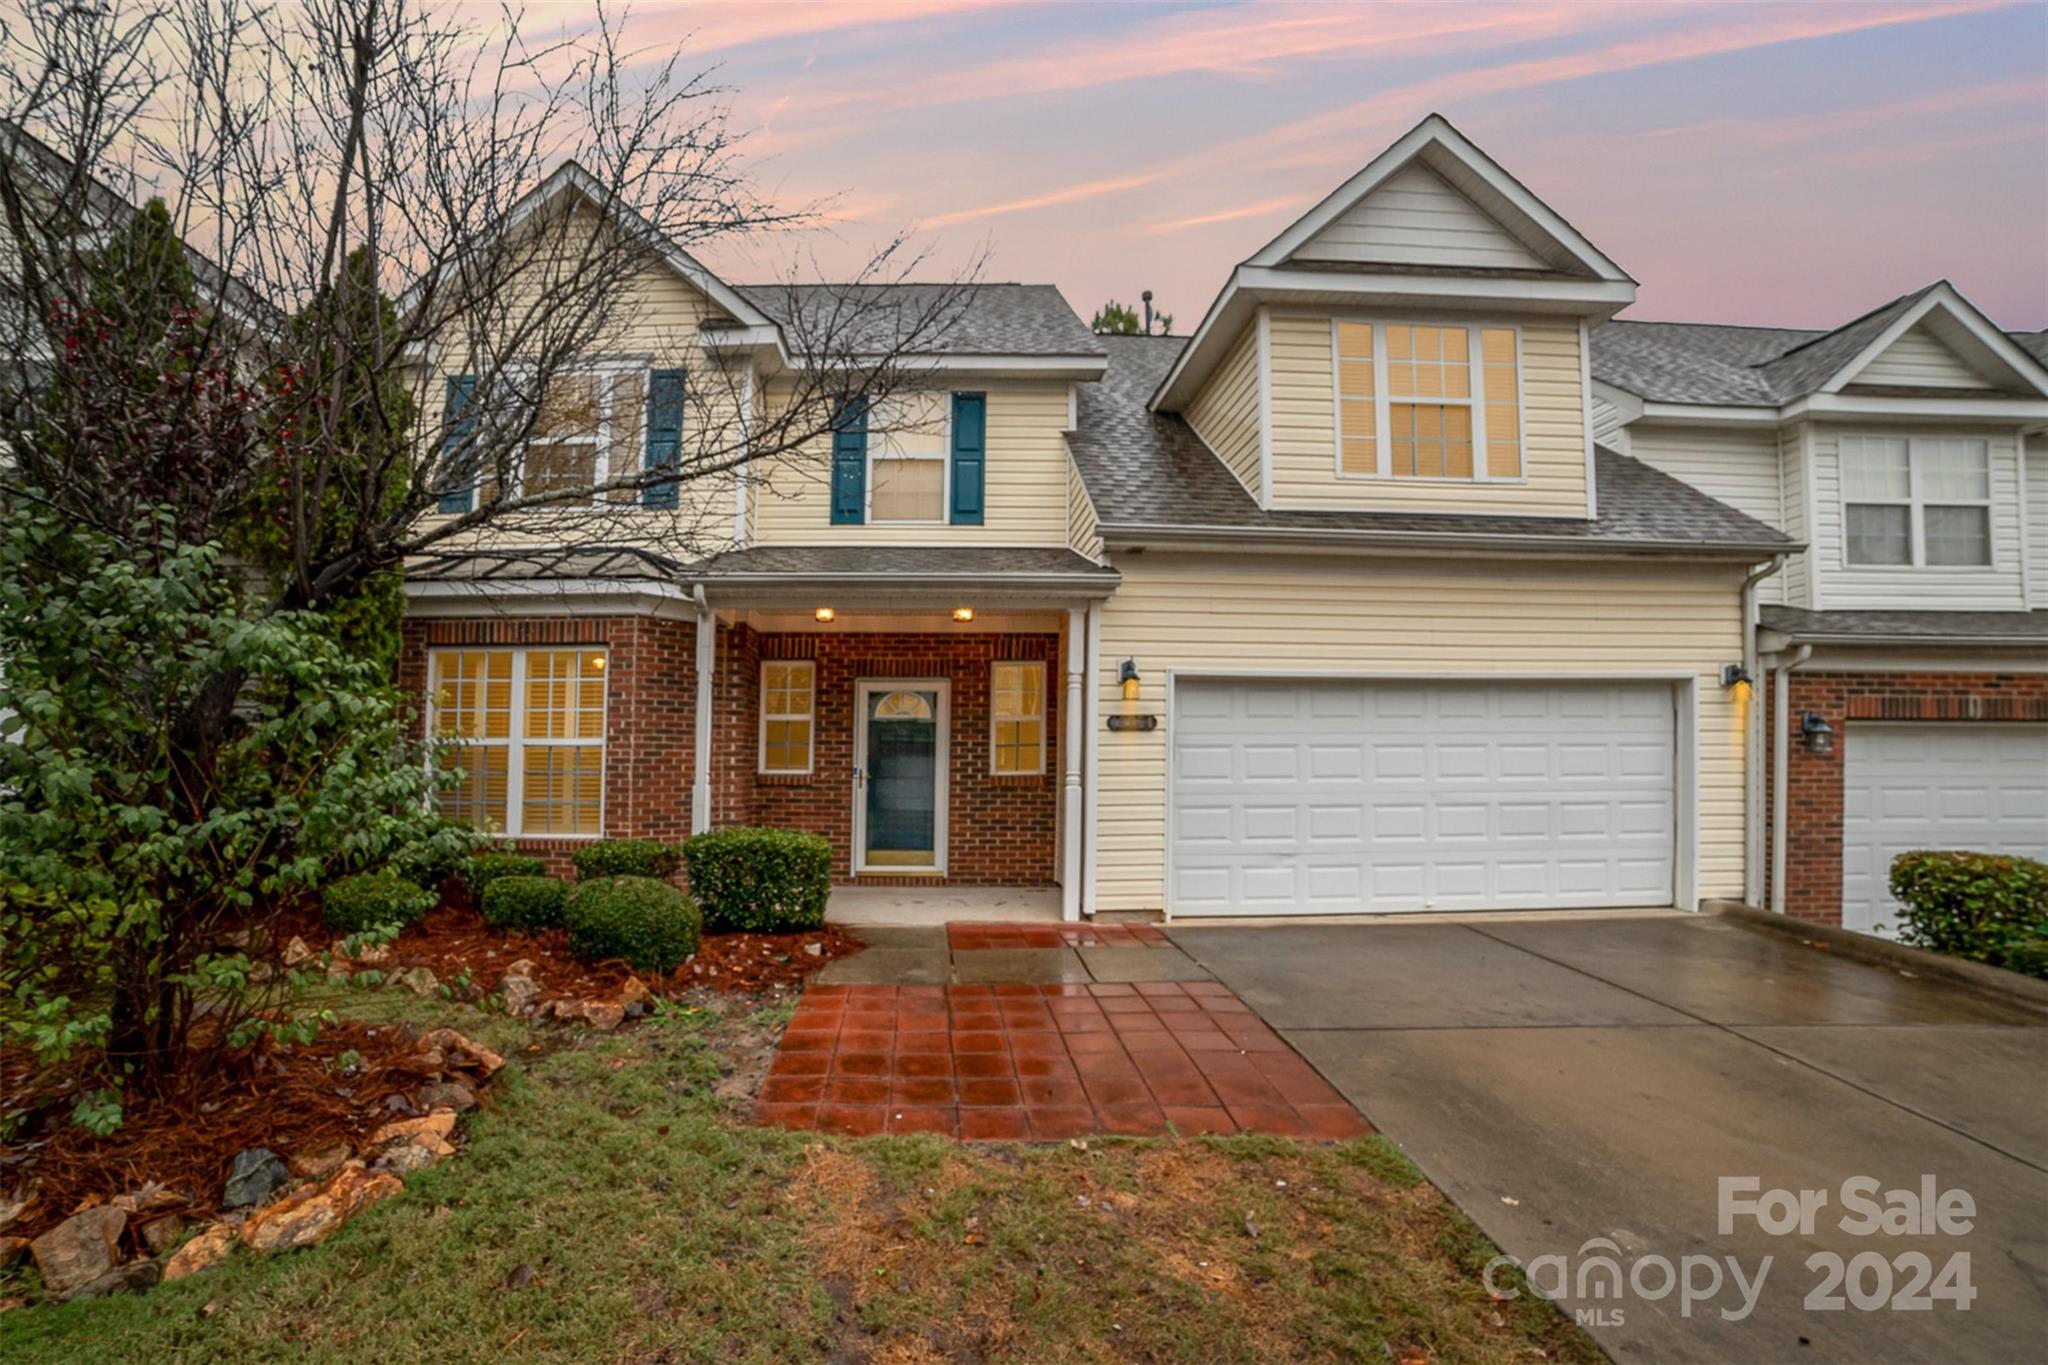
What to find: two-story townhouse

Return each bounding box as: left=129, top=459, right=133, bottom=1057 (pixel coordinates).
left=1592, top=290, right=2048, bottom=932
left=404, top=115, right=1807, bottom=927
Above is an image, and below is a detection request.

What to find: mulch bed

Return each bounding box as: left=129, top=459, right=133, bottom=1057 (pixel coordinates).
left=0, top=1020, right=435, bottom=1247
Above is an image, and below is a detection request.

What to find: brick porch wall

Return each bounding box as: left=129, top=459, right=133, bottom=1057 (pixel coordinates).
left=1763, top=669, right=2048, bottom=924
left=713, top=628, right=1061, bottom=886
left=398, top=615, right=697, bottom=878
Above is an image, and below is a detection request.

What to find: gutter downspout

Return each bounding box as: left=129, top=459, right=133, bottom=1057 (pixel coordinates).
left=1742, top=555, right=1787, bottom=908
left=1770, top=641, right=1814, bottom=915
left=691, top=583, right=714, bottom=836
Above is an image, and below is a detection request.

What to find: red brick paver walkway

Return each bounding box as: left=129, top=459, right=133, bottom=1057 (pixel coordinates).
left=946, top=922, right=1170, bottom=950
left=753, top=982, right=1371, bottom=1141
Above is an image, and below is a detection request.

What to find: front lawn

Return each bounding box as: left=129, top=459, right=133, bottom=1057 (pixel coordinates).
left=1, top=987, right=1596, bottom=1363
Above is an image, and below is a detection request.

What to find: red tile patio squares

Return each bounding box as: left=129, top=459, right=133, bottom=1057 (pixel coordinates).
left=945, top=922, right=1172, bottom=951
left=752, top=981, right=1372, bottom=1142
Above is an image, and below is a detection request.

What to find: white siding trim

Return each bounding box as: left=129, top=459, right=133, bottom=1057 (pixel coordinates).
left=1256, top=308, right=1275, bottom=509
left=1581, top=318, right=1597, bottom=521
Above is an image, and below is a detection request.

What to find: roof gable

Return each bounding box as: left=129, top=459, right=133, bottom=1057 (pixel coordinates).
left=1288, top=162, right=1549, bottom=273
left=1822, top=284, right=2047, bottom=397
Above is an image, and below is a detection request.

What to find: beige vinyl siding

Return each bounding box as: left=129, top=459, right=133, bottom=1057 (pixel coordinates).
left=1808, top=424, right=2027, bottom=611
left=750, top=380, right=1071, bottom=545
left=1068, top=452, right=1103, bottom=560
left=1290, top=163, right=1546, bottom=271
left=1780, top=423, right=1811, bottom=609
left=1628, top=422, right=1786, bottom=604
left=1266, top=313, right=1589, bottom=516
left=2029, top=433, right=2048, bottom=608
left=1856, top=325, right=1992, bottom=389
left=1092, top=553, right=1750, bottom=914
left=1183, top=321, right=1262, bottom=499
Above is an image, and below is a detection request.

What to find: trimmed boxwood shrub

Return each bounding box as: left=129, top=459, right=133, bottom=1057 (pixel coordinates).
left=1889, top=850, right=2048, bottom=976
left=565, top=875, right=701, bottom=971
left=463, top=852, right=547, bottom=901
left=684, top=827, right=831, bottom=934
left=322, top=871, right=437, bottom=934
left=570, top=838, right=681, bottom=882
left=481, top=874, right=571, bottom=932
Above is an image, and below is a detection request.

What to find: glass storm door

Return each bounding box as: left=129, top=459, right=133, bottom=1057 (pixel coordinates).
left=856, top=682, right=945, bottom=871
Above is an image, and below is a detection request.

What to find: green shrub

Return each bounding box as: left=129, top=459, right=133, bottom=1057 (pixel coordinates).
left=1889, top=850, right=2048, bottom=970
left=481, top=875, right=571, bottom=932
left=463, top=852, right=547, bottom=900
left=1998, top=938, right=2048, bottom=981
left=570, top=838, right=681, bottom=882
left=322, top=871, right=437, bottom=935
left=683, top=827, right=832, bottom=934
left=565, top=876, right=701, bottom=971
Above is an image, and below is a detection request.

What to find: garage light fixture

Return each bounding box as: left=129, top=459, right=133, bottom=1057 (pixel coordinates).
left=1118, top=658, right=1142, bottom=702
left=1720, top=664, right=1752, bottom=689
left=1800, top=711, right=1834, bottom=756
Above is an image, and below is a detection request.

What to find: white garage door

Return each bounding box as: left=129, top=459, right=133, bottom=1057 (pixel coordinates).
left=1169, top=679, right=1677, bottom=915
left=1841, top=723, right=2048, bottom=937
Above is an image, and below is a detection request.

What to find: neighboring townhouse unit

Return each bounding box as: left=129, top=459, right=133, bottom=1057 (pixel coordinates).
left=405, top=112, right=2041, bottom=932
left=1593, top=290, right=2048, bottom=932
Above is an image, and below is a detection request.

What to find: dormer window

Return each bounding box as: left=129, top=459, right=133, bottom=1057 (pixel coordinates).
left=1842, top=436, right=1991, bottom=568
left=1333, top=321, right=1522, bottom=481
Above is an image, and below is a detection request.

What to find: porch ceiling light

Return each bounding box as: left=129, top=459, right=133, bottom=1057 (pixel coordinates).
left=1800, top=711, right=1834, bottom=756
left=1118, top=658, right=1142, bottom=702
left=952, top=606, right=975, bottom=622
left=814, top=606, right=836, bottom=623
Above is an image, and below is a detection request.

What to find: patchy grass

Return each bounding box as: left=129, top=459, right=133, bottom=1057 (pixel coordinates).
left=2, top=992, right=1597, bottom=1363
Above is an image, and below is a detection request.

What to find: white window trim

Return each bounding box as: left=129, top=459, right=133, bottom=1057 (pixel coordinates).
left=866, top=392, right=953, bottom=525
left=758, top=659, right=816, bottom=775
left=428, top=647, right=609, bottom=839
left=1839, top=434, right=1994, bottom=571
left=989, top=660, right=1047, bottom=776
left=1328, top=318, right=1527, bottom=484
left=519, top=358, right=654, bottom=506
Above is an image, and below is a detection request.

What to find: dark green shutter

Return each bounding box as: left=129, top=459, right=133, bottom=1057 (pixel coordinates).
left=950, top=392, right=985, bottom=524
left=830, top=397, right=867, bottom=525
left=436, top=374, right=478, bottom=514
left=643, top=368, right=684, bottom=508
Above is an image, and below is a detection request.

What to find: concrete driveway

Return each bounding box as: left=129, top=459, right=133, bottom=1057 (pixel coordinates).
left=1169, top=913, right=2048, bottom=1364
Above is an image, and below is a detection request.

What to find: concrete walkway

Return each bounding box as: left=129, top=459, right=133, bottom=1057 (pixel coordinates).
left=1170, top=912, right=2048, bottom=1365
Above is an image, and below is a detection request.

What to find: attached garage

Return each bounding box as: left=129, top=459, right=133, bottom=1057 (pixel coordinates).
left=1168, top=678, right=1682, bottom=915
left=1840, top=723, right=2048, bottom=936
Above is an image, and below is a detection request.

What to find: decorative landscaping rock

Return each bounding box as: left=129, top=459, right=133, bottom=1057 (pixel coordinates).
left=417, top=1079, right=478, bottom=1112
left=396, top=1046, right=447, bottom=1076
left=221, top=1148, right=292, bottom=1210
left=332, top=939, right=391, bottom=964
left=618, top=977, right=652, bottom=1010
left=377, top=1137, right=452, bottom=1176
left=239, top=1163, right=401, bottom=1255
left=500, top=972, right=542, bottom=1015
left=0, top=1188, right=34, bottom=1232
left=113, top=1181, right=183, bottom=1215
left=582, top=1000, right=626, bottom=1031
left=0, top=1236, right=25, bottom=1268
left=288, top=1143, right=353, bottom=1182
left=67, top=1259, right=160, bottom=1301
left=397, top=966, right=440, bottom=997
left=371, top=1110, right=457, bottom=1147
left=282, top=936, right=315, bottom=966
left=28, top=1205, right=126, bottom=1299
left=139, top=1214, right=187, bottom=1256
left=161, top=1223, right=236, bottom=1281
left=419, top=1028, right=504, bottom=1076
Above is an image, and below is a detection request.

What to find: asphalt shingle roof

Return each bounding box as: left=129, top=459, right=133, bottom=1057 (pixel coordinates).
left=1071, top=335, right=1794, bottom=556
left=1760, top=605, right=2048, bottom=645
left=730, top=283, right=1103, bottom=358
left=697, top=545, right=1115, bottom=580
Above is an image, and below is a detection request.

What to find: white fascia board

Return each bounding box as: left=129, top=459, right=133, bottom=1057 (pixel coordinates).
left=1150, top=272, right=1256, bottom=411
left=1637, top=400, right=1784, bottom=427
left=1824, top=283, right=2048, bottom=398
left=1246, top=113, right=1633, bottom=284
left=404, top=577, right=697, bottom=620
left=1783, top=393, right=2048, bottom=422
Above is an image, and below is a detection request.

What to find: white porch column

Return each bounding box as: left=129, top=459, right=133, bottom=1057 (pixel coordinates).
left=691, top=600, right=715, bottom=835
left=1061, top=607, right=1086, bottom=922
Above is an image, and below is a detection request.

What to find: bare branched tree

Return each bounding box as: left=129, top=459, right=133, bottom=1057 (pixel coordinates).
left=0, top=0, right=979, bottom=604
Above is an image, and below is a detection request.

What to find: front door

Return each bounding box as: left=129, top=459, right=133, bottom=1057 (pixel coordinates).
left=854, top=680, right=949, bottom=873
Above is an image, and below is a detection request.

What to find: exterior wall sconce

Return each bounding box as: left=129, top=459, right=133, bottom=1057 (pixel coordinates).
left=952, top=606, right=975, bottom=622
left=1720, top=664, right=1753, bottom=689
left=1800, top=711, right=1835, bottom=756
left=1118, top=658, right=1142, bottom=702
left=814, top=606, right=836, bottom=623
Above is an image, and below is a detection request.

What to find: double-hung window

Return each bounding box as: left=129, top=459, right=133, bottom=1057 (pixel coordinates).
left=990, top=661, right=1045, bottom=774
left=1842, top=436, right=1991, bottom=568
left=868, top=391, right=948, bottom=523
left=431, top=648, right=608, bottom=836
left=1333, top=321, right=1522, bottom=480
left=760, top=661, right=815, bottom=773
left=522, top=366, right=645, bottom=503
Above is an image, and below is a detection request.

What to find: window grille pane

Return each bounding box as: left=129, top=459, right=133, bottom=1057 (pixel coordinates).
left=522, top=745, right=603, bottom=835
left=1845, top=504, right=1911, bottom=565
left=523, top=440, right=598, bottom=497
left=1842, top=438, right=1909, bottom=500
left=439, top=744, right=509, bottom=829
left=1924, top=504, right=1990, bottom=566
left=1919, top=439, right=1988, bottom=501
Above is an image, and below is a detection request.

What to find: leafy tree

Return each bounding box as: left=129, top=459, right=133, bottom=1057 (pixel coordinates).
left=1091, top=298, right=1172, bottom=335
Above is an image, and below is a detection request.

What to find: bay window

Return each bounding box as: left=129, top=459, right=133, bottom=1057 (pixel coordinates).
left=1333, top=320, right=1522, bottom=481
left=431, top=648, right=607, bottom=836
left=1842, top=436, right=1991, bottom=568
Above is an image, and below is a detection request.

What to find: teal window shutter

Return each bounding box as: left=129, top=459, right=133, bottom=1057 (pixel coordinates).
left=437, top=374, right=478, bottom=514
left=950, top=392, right=985, bottom=525
left=644, top=368, right=684, bottom=508
left=830, top=397, right=867, bottom=525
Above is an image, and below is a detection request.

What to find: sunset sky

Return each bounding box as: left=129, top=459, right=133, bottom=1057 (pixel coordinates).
left=472, top=1, right=2048, bottom=331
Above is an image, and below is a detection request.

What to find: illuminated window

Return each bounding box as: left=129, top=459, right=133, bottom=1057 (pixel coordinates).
left=990, top=661, right=1045, bottom=775
left=1333, top=321, right=1521, bottom=481
left=760, top=660, right=815, bottom=773
left=430, top=648, right=607, bottom=836
left=522, top=368, right=646, bottom=503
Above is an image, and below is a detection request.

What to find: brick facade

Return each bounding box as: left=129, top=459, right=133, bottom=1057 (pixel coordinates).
left=1764, top=669, right=2048, bottom=924
left=403, top=615, right=1061, bottom=886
